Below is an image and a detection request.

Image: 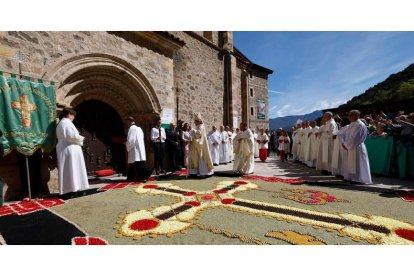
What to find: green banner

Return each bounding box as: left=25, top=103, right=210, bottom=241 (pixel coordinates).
left=0, top=76, right=56, bottom=156
left=365, top=136, right=394, bottom=175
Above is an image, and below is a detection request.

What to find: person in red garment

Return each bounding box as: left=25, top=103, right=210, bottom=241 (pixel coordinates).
left=278, top=130, right=290, bottom=162
left=257, top=128, right=269, bottom=162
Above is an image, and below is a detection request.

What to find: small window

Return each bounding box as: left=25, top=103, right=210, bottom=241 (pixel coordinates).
left=249, top=88, right=254, bottom=97
left=250, top=106, right=254, bottom=116
left=249, top=72, right=254, bottom=79
left=203, top=31, right=213, bottom=41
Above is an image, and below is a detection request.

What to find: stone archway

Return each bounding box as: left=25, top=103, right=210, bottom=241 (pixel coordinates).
left=45, top=54, right=162, bottom=178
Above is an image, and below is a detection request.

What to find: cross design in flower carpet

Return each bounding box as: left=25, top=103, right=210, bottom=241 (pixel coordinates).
left=272, top=188, right=349, bottom=205
left=116, top=180, right=414, bottom=244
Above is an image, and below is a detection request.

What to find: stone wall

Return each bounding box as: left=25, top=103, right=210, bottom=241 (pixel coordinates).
left=248, top=72, right=269, bottom=131
left=170, top=32, right=225, bottom=130
left=0, top=31, right=174, bottom=110
left=0, top=31, right=176, bottom=199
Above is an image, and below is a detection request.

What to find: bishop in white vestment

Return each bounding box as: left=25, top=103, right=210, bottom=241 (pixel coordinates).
left=56, top=109, right=89, bottom=195
left=188, top=113, right=214, bottom=177
left=233, top=123, right=254, bottom=174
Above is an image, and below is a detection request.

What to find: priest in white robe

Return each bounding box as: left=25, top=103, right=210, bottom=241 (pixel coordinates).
left=292, top=122, right=302, bottom=161
left=233, top=123, right=254, bottom=174
left=301, top=121, right=313, bottom=166
left=56, top=108, right=89, bottom=195
left=316, top=112, right=338, bottom=172
left=226, top=126, right=235, bottom=162
left=188, top=113, right=214, bottom=177
left=341, top=110, right=372, bottom=184
left=126, top=116, right=148, bottom=181
left=308, top=121, right=320, bottom=168
left=208, top=126, right=221, bottom=166
left=219, top=126, right=230, bottom=164
left=331, top=120, right=349, bottom=176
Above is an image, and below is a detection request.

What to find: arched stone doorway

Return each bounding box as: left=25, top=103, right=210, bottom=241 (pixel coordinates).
left=74, top=100, right=126, bottom=174
left=45, top=54, right=162, bottom=179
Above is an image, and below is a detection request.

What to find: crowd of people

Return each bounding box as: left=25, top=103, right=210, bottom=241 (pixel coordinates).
left=55, top=110, right=261, bottom=196
left=255, top=111, right=372, bottom=185
left=53, top=107, right=414, bottom=197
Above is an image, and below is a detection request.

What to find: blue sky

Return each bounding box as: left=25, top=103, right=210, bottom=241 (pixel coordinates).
left=234, top=32, right=414, bottom=118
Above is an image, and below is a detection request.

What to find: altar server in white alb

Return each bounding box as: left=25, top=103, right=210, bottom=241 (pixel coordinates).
left=188, top=113, right=214, bottom=177
left=219, top=125, right=230, bottom=164
left=126, top=116, right=147, bottom=181
left=208, top=126, right=221, bottom=166
left=341, top=110, right=372, bottom=184
left=56, top=108, right=89, bottom=195
left=233, top=122, right=254, bottom=174
left=253, top=130, right=259, bottom=158
left=257, top=128, right=269, bottom=162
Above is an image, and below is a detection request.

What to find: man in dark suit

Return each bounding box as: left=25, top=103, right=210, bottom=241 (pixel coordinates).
left=166, top=122, right=182, bottom=172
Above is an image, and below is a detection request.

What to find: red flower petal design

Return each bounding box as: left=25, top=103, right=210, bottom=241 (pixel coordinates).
left=185, top=201, right=201, bottom=207
left=213, top=190, right=227, bottom=194
left=88, top=237, right=108, bottom=245
left=72, top=237, right=108, bottom=245
left=73, top=237, right=88, bottom=245
left=234, top=181, right=248, bottom=185
left=184, top=192, right=196, bottom=196
left=130, top=219, right=160, bottom=231
left=395, top=229, right=414, bottom=242
left=143, top=184, right=158, bottom=189
left=221, top=198, right=235, bottom=204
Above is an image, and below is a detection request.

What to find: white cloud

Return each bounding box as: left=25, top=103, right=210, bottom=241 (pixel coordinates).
left=268, top=90, right=287, bottom=94
left=275, top=104, right=291, bottom=117
left=268, top=105, right=279, bottom=112
left=313, top=99, right=346, bottom=111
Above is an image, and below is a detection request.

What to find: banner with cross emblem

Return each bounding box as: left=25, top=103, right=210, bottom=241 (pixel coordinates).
left=0, top=76, right=56, bottom=156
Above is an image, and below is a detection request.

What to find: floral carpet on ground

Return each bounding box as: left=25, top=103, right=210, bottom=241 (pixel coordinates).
left=1, top=175, right=413, bottom=245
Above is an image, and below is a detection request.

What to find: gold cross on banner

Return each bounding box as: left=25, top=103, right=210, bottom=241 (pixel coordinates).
left=11, top=95, right=37, bottom=128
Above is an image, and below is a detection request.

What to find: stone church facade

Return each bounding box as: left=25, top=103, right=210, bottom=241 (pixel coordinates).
left=0, top=31, right=272, bottom=200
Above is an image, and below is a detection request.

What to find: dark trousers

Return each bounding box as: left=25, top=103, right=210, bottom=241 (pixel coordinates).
left=168, top=148, right=181, bottom=172
left=127, top=161, right=152, bottom=181
left=17, top=150, right=42, bottom=198
left=153, top=143, right=165, bottom=172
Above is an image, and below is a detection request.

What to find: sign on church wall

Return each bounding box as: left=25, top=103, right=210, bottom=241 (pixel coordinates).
left=257, top=99, right=266, bottom=120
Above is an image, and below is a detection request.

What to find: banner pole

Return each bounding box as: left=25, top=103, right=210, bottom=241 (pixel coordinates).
left=25, top=155, right=32, bottom=200
left=18, top=61, right=32, bottom=201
